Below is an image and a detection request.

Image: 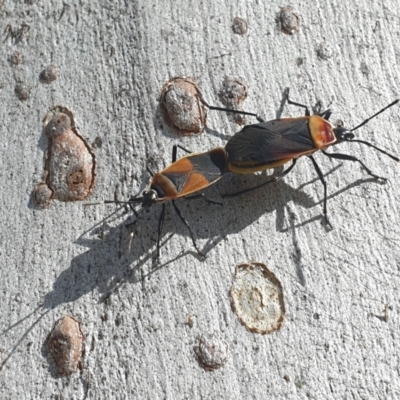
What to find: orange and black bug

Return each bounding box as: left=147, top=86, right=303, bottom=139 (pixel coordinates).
left=205, top=88, right=399, bottom=226
left=86, top=145, right=228, bottom=259
left=87, top=89, right=399, bottom=258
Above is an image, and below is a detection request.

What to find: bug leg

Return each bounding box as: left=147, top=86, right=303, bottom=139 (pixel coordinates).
left=308, top=156, right=332, bottom=228
left=318, top=109, right=332, bottom=120
left=172, top=200, right=205, bottom=258
left=146, top=165, right=155, bottom=177
left=223, top=159, right=297, bottom=198
left=184, top=192, right=223, bottom=206
left=128, top=201, right=139, bottom=217
left=198, top=94, right=263, bottom=121
left=172, top=144, right=193, bottom=162
left=321, top=150, right=387, bottom=180
left=284, top=87, right=333, bottom=119
left=125, top=194, right=146, bottom=217
left=172, top=145, right=177, bottom=162
left=284, top=87, right=311, bottom=116
left=156, top=204, right=166, bottom=260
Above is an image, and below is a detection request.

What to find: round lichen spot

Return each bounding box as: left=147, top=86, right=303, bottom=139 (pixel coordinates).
left=47, top=315, right=84, bottom=376
left=194, top=332, right=228, bottom=371
left=9, top=51, right=21, bottom=66
left=159, top=76, right=207, bottom=135
left=14, top=84, right=30, bottom=101
left=33, top=183, right=53, bottom=209
left=219, top=76, right=248, bottom=125
left=33, top=106, right=96, bottom=204
left=317, top=42, right=334, bottom=60
left=232, top=17, right=248, bottom=35
left=277, top=6, right=300, bottom=35
left=40, top=65, right=58, bottom=83
left=230, top=261, right=285, bottom=334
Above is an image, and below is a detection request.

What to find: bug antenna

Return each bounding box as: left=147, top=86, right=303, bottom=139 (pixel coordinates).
left=128, top=193, right=145, bottom=203
left=350, top=99, right=400, bottom=132
left=84, top=193, right=145, bottom=207
left=348, top=139, right=400, bottom=163
left=84, top=200, right=120, bottom=206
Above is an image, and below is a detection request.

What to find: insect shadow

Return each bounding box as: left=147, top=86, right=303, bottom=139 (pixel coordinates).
left=0, top=166, right=383, bottom=373
left=40, top=158, right=382, bottom=310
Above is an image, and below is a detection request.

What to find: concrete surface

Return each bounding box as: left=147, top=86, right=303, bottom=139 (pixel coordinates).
left=1, top=0, right=400, bottom=399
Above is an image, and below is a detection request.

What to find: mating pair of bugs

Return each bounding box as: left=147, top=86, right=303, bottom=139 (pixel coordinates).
left=87, top=88, right=399, bottom=259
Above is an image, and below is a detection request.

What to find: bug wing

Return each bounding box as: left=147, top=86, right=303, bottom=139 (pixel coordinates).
left=161, top=148, right=227, bottom=198
left=225, top=119, right=315, bottom=164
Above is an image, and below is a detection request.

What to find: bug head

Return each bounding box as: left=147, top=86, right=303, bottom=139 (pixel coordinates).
left=333, top=126, right=354, bottom=143
left=140, top=189, right=159, bottom=208
left=332, top=99, right=400, bottom=163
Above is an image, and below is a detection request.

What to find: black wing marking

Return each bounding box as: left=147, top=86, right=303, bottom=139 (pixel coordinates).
left=225, top=119, right=315, bottom=164
left=163, top=148, right=227, bottom=192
